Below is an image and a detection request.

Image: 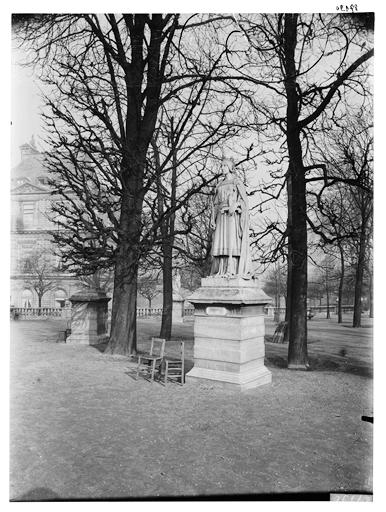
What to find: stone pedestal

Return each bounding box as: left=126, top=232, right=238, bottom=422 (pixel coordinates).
left=66, top=289, right=110, bottom=345
left=172, top=293, right=184, bottom=323
left=186, top=276, right=272, bottom=390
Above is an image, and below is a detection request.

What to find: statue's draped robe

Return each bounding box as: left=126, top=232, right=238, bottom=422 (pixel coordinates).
left=210, top=177, right=251, bottom=277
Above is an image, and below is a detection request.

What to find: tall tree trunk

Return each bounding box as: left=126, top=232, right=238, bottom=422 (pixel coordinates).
left=284, top=174, right=292, bottom=343
left=159, top=118, right=177, bottom=340
left=274, top=262, right=281, bottom=323
left=284, top=14, right=308, bottom=369
left=103, top=15, right=165, bottom=355
left=108, top=252, right=138, bottom=354
left=106, top=162, right=144, bottom=355
left=353, top=225, right=366, bottom=327
left=160, top=239, right=173, bottom=339
left=337, top=244, right=345, bottom=324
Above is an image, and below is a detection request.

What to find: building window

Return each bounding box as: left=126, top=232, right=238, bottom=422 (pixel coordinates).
left=17, top=240, right=36, bottom=272
left=55, top=254, right=63, bottom=270
left=22, top=202, right=34, bottom=228
left=54, top=289, right=67, bottom=308
left=23, top=258, right=33, bottom=272
left=21, top=289, right=33, bottom=308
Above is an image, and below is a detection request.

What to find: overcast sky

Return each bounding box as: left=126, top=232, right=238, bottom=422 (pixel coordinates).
left=11, top=48, right=44, bottom=166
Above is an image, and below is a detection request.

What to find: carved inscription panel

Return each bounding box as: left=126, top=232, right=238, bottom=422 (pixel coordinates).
left=205, top=306, right=227, bottom=316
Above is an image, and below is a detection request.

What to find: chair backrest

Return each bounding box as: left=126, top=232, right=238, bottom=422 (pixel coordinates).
left=150, top=337, right=166, bottom=358
left=169, top=340, right=184, bottom=361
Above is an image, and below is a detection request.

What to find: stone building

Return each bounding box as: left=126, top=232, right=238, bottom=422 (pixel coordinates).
left=10, top=139, right=80, bottom=308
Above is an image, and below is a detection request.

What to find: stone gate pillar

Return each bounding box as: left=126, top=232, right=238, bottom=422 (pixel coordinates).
left=66, top=289, right=110, bottom=345
left=186, top=276, right=272, bottom=390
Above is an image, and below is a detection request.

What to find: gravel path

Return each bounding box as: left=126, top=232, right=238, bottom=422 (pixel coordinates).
left=10, top=318, right=372, bottom=500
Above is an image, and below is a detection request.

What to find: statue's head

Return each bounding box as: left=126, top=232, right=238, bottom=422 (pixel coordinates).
left=221, top=156, right=235, bottom=177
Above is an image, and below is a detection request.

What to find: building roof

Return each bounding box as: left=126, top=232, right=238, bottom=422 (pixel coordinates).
left=11, top=141, right=49, bottom=191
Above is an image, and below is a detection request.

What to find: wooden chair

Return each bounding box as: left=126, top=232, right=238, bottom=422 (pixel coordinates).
left=164, top=341, right=185, bottom=385
left=136, top=337, right=166, bottom=382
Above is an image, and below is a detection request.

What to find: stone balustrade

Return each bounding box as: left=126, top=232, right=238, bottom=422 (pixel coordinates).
left=11, top=305, right=186, bottom=320
left=137, top=307, right=163, bottom=317
left=11, top=304, right=352, bottom=321
left=10, top=307, right=65, bottom=319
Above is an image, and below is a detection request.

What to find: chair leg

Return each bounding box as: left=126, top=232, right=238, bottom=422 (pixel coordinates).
left=136, top=357, right=141, bottom=380
left=151, top=360, right=156, bottom=382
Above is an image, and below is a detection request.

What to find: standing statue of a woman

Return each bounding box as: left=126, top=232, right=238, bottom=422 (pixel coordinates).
left=210, top=157, right=252, bottom=278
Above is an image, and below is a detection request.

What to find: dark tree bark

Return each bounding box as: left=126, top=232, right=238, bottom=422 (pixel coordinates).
left=108, top=258, right=138, bottom=354
left=353, top=223, right=367, bottom=327
left=283, top=14, right=308, bottom=369
left=106, top=161, right=145, bottom=354
left=337, top=244, right=345, bottom=324
left=283, top=174, right=292, bottom=343
left=160, top=239, right=173, bottom=339
left=37, top=294, right=43, bottom=315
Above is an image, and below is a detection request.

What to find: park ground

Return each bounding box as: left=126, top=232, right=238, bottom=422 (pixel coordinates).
left=10, top=315, right=373, bottom=500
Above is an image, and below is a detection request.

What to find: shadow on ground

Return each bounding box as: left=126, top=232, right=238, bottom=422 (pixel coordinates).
left=12, top=489, right=335, bottom=502
left=12, top=487, right=63, bottom=501
left=264, top=346, right=372, bottom=378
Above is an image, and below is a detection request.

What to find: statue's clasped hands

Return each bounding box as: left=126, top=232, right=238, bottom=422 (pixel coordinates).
left=228, top=204, right=241, bottom=216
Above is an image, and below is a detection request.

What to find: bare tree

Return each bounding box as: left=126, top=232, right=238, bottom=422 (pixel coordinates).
left=137, top=274, right=161, bottom=309
left=263, top=261, right=287, bottom=322
left=307, top=279, right=324, bottom=308
left=313, top=254, right=337, bottom=319
left=225, top=13, right=373, bottom=367
left=77, top=269, right=114, bottom=294
left=309, top=186, right=352, bottom=324
left=21, top=248, right=55, bottom=310
left=308, top=111, right=373, bottom=327
left=178, top=188, right=213, bottom=289
left=13, top=14, right=242, bottom=354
